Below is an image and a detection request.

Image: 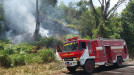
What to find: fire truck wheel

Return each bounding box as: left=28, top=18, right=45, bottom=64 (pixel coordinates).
left=84, top=60, right=95, bottom=74
left=116, top=57, right=123, bottom=67
left=67, top=66, right=76, bottom=73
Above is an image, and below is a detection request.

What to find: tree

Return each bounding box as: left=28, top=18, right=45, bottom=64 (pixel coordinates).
left=121, top=0, right=134, bottom=57
left=89, top=0, right=126, bottom=37
left=40, top=0, right=57, bottom=15
left=79, top=9, right=96, bottom=37
left=34, top=0, right=40, bottom=40
left=34, top=0, right=57, bottom=40
left=0, top=3, right=4, bottom=35
left=0, top=3, right=8, bottom=40
left=77, top=0, right=89, bottom=17
left=58, top=2, right=79, bottom=25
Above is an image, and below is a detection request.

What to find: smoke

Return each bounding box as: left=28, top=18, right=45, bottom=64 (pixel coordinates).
left=4, top=0, right=36, bottom=34
left=2, top=0, right=78, bottom=44
left=3, top=0, right=49, bottom=44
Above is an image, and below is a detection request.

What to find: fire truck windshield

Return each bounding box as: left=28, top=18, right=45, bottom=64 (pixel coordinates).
left=63, top=41, right=77, bottom=53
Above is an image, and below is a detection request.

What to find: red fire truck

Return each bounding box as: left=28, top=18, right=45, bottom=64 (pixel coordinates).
left=56, top=37, right=129, bottom=73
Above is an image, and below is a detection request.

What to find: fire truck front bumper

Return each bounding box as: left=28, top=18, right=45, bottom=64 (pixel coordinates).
left=64, top=61, right=78, bottom=67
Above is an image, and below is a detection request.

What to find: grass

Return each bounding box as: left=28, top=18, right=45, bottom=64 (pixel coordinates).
left=0, top=62, right=66, bottom=75
left=0, top=39, right=66, bottom=75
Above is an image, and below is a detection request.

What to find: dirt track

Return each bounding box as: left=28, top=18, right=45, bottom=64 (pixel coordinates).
left=57, top=61, right=134, bottom=75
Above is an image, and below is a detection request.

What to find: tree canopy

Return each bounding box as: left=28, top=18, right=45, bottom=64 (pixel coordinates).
left=121, top=0, right=134, bottom=55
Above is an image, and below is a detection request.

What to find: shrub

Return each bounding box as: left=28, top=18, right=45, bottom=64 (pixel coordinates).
left=10, top=54, right=26, bottom=66
left=13, top=43, right=34, bottom=54
left=39, top=48, right=56, bottom=63
left=0, top=44, right=14, bottom=55
left=0, top=40, right=5, bottom=50
left=25, top=54, right=42, bottom=64
left=0, top=55, right=11, bottom=67
left=32, top=37, right=63, bottom=49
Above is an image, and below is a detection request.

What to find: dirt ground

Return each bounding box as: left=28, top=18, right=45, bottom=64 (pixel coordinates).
left=0, top=62, right=65, bottom=75
left=0, top=61, right=133, bottom=75
left=57, top=61, right=134, bottom=75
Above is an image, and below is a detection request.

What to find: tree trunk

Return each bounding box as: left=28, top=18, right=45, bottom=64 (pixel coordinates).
left=34, top=0, right=40, bottom=40
left=89, top=0, right=99, bottom=28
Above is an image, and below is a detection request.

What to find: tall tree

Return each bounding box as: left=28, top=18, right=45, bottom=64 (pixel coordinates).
left=89, top=0, right=126, bottom=37
left=34, top=0, right=40, bottom=40
left=77, top=0, right=89, bottom=16
left=121, top=0, right=134, bottom=56
left=34, top=0, right=57, bottom=40
left=0, top=3, right=4, bottom=35
left=0, top=3, right=7, bottom=39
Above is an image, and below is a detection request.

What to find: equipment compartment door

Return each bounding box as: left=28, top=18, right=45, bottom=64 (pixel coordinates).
left=105, top=46, right=112, bottom=63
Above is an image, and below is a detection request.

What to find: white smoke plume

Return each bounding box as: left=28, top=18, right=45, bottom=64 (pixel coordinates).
left=2, top=0, right=78, bottom=44
left=3, top=0, right=49, bottom=44
left=4, top=0, right=36, bottom=33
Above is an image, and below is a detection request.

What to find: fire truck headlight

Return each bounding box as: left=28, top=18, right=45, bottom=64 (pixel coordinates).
left=73, top=58, right=77, bottom=61
left=76, top=58, right=79, bottom=61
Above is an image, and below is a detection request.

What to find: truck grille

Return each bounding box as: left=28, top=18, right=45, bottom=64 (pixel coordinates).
left=64, top=58, right=73, bottom=61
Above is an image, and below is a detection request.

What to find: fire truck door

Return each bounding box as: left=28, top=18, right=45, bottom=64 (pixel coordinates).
left=105, top=46, right=112, bottom=63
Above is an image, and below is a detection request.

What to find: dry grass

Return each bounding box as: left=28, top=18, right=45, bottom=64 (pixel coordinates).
left=0, top=62, right=66, bottom=75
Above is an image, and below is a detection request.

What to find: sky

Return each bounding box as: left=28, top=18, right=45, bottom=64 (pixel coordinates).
left=58, top=0, right=129, bottom=13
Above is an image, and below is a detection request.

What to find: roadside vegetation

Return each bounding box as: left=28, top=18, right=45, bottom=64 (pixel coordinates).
left=0, top=37, right=63, bottom=68
left=0, top=37, right=65, bottom=75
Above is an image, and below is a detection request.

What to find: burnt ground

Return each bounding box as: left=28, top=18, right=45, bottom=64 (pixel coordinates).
left=57, top=61, right=134, bottom=75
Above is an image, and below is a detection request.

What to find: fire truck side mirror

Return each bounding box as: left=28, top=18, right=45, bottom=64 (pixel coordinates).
left=56, top=45, right=63, bottom=52
left=93, top=51, right=96, bottom=52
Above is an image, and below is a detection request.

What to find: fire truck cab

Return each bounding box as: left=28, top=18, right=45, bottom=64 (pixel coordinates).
left=56, top=37, right=129, bottom=73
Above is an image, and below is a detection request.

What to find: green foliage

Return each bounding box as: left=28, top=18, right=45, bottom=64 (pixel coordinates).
left=0, top=55, right=11, bottom=67
left=0, top=40, right=5, bottom=50
left=3, top=44, right=14, bottom=55
left=108, top=17, right=122, bottom=39
left=0, top=15, right=4, bottom=21
left=0, top=41, right=34, bottom=55
left=82, top=35, right=91, bottom=40
left=25, top=54, right=42, bottom=64
left=77, top=0, right=89, bottom=14
left=0, top=4, right=4, bottom=15
left=41, top=0, right=57, bottom=6
left=66, top=24, right=77, bottom=29
left=79, top=10, right=95, bottom=37
left=0, top=3, right=4, bottom=35
left=34, top=37, right=63, bottom=49
left=0, top=40, right=60, bottom=67
left=121, top=0, right=134, bottom=55
left=92, top=28, right=99, bottom=39
left=0, top=50, right=14, bottom=55
left=10, top=54, right=26, bottom=66
left=13, top=43, right=34, bottom=54
left=39, top=48, right=56, bottom=63
left=58, top=2, right=80, bottom=25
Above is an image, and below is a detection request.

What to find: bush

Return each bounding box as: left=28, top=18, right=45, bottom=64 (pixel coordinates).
left=0, top=40, right=5, bottom=50
left=13, top=43, right=34, bottom=54
left=0, top=39, right=58, bottom=67
left=0, top=44, right=14, bottom=55
left=0, top=55, right=11, bottom=67
left=32, top=37, right=63, bottom=49
left=25, top=54, right=42, bottom=64
left=10, top=54, right=26, bottom=66
left=39, top=48, right=56, bottom=63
